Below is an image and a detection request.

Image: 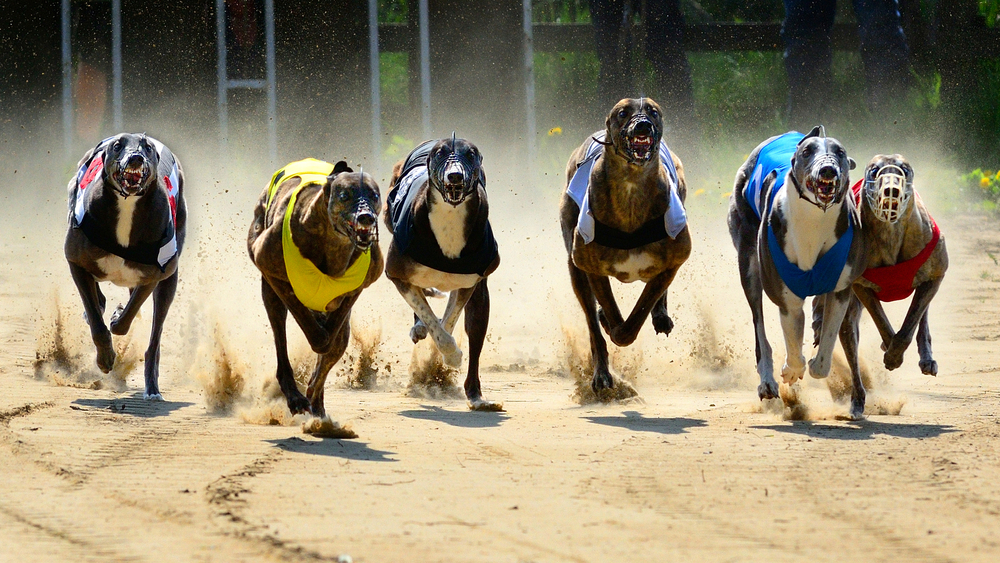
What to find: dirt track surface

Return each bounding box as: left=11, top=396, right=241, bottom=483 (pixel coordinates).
left=2, top=165, right=1000, bottom=561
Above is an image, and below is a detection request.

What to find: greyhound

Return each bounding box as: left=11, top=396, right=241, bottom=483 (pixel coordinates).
left=560, top=97, right=691, bottom=395
left=815, top=155, right=948, bottom=413
left=248, top=159, right=383, bottom=417
left=383, top=135, right=502, bottom=411
left=64, top=133, right=186, bottom=400
left=728, top=126, right=868, bottom=416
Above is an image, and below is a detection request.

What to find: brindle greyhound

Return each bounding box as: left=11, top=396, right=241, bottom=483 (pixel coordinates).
left=248, top=159, right=383, bottom=417
left=728, top=127, right=868, bottom=417
left=560, top=97, right=692, bottom=395
left=814, top=155, right=948, bottom=414
left=65, top=133, right=186, bottom=400
left=384, top=136, right=502, bottom=411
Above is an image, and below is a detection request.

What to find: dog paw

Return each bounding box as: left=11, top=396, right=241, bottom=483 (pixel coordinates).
left=409, top=321, right=429, bottom=343
left=807, top=356, right=830, bottom=379
left=468, top=399, right=505, bottom=412
left=651, top=312, right=674, bottom=336
left=591, top=370, right=615, bottom=393
left=883, top=348, right=905, bottom=371
left=95, top=337, right=116, bottom=374
left=919, top=359, right=938, bottom=376
left=109, top=304, right=129, bottom=335
left=442, top=347, right=463, bottom=368
left=780, top=362, right=805, bottom=384
left=286, top=393, right=312, bottom=415
left=758, top=379, right=780, bottom=400
left=848, top=401, right=866, bottom=421
left=143, top=393, right=164, bottom=401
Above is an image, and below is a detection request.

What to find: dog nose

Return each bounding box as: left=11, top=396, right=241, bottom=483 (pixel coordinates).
left=447, top=171, right=464, bottom=184
left=818, top=165, right=838, bottom=180
left=126, top=154, right=144, bottom=169
left=632, top=120, right=653, bottom=136
left=356, top=212, right=376, bottom=228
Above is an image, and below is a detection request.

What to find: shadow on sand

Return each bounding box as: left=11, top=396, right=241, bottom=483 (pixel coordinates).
left=752, top=420, right=958, bottom=441
left=72, top=393, right=193, bottom=418
left=266, top=436, right=397, bottom=462
left=398, top=404, right=508, bottom=429
left=584, top=410, right=708, bottom=435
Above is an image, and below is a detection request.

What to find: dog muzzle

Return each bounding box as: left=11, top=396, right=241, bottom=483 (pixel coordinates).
left=112, top=152, right=152, bottom=197
left=434, top=155, right=477, bottom=205
left=620, top=116, right=660, bottom=164
left=803, top=154, right=843, bottom=209
left=865, top=165, right=911, bottom=223
left=349, top=202, right=379, bottom=250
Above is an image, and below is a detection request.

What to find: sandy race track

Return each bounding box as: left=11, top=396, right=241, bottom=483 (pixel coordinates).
left=1, top=143, right=999, bottom=562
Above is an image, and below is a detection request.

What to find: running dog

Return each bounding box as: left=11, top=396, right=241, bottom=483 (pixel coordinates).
left=248, top=159, right=383, bottom=416
left=65, top=133, right=185, bottom=400
left=825, top=156, right=948, bottom=391
left=728, top=126, right=866, bottom=413
left=560, top=97, right=691, bottom=394
left=383, top=135, right=502, bottom=411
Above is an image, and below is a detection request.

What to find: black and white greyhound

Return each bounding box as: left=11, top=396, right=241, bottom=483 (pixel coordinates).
left=383, top=135, right=502, bottom=411
left=65, top=133, right=186, bottom=400
left=728, top=126, right=868, bottom=417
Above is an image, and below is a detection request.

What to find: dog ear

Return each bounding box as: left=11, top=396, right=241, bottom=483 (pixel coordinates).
left=298, top=187, right=329, bottom=232
left=802, top=125, right=825, bottom=140
left=848, top=157, right=857, bottom=171
left=330, top=160, right=353, bottom=179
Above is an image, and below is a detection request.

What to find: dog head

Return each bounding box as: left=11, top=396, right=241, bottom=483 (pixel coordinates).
left=605, top=97, right=663, bottom=165
left=789, top=125, right=856, bottom=210
left=103, top=133, right=159, bottom=198
left=325, top=161, right=381, bottom=250
left=862, top=154, right=914, bottom=223
left=426, top=134, right=484, bottom=206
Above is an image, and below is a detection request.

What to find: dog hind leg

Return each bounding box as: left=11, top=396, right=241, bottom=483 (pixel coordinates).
left=442, top=287, right=476, bottom=334
left=609, top=267, right=678, bottom=347
left=394, top=280, right=462, bottom=367
left=69, top=262, right=116, bottom=373
left=885, top=278, right=941, bottom=371
left=410, top=313, right=428, bottom=343
left=307, top=320, right=351, bottom=418
left=916, top=310, right=936, bottom=375
left=838, top=297, right=866, bottom=419
left=568, top=261, right=614, bottom=392
left=109, top=282, right=156, bottom=335
left=142, top=271, right=178, bottom=400
left=808, top=288, right=852, bottom=379
left=587, top=274, right=624, bottom=335
left=737, top=247, right=777, bottom=399
left=854, top=286, right=895, bottom=351
left=262, top=277, right=311, bottom=414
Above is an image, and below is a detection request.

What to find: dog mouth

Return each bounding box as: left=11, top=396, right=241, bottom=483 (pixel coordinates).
left=113, top=161, right=150, bottom=195
left=625, top=134, right=656, bottom=162
left=439, top=182, right=469, bottom=205
left=349, top=210, right=379, bottom=250
left=806, top=175, right=840, bottom=206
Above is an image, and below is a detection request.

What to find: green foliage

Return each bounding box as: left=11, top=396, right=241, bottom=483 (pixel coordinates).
left=379, top=0, right=408, bottom=24
left=379, top=52, right=409, bottom=108
left=981, top=0, right=1000, bottom=28
left=383, top=134, right=415, bottom=160
left=532, top=0, right=591, bottom=24
left=961, top=168, right=1000, bottom=212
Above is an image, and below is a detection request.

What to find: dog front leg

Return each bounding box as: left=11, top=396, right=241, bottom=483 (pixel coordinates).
left=854, top=285, right=895, bottom=350
left=262, top=276, right=311, bottom=414
left=442, top=286, right=477, bottom=335
left=568, top=262, right=613, bottom=392
left=884, top=278, right=942, bottom=371
left=307, top=319, right=352, bottom=418
left=69, top=262, right=115, bottom=373
left=464, top=280, right=501, bottom=411
left=916, top=310, right=937, bottom=375
left=778, top=297, right=807, bottom=385
left=109, top=282, right=156, bottom=336
left=808, top=288, right=852, bottom=379
left=650, top=294, right=673, bottom=336
left=393, top=279, right=462, bottom=367
left=609, top=268, right=678, bottom=347
left=586, top=274, right=624, bottom=335
left=142, top=271, right=177, bottom=400
left=838, top=297, right=867, bottom=419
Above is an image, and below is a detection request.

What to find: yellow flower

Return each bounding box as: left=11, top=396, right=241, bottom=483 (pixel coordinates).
left=981, top=177, right=992, bottom=189
left=995, top=170, right=1000, bottom=181
left=548, top=127, right=563, bottom=136
left=694, top=189, right=705, bottom=196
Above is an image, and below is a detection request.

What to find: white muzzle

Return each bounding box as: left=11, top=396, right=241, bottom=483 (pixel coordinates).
left=865, top=165, right=911, bottom=223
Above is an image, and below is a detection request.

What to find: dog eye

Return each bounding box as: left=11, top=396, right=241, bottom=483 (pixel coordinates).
left=338, top=190, right=350, bottom=202
left=618, top=109, right=627, bottom=119
left=649, top=108, right=658, bottom=118
left=113, top=140, right=122, bottom=151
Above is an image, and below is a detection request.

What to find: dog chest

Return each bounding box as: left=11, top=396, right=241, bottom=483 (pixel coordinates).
left=407, top=263, right=480, bottom=292
left=427, top=192, right=470, bottom=259
left=95, top=254, right=145, bottom=287
left=115, top=196, right=139, bottom=247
